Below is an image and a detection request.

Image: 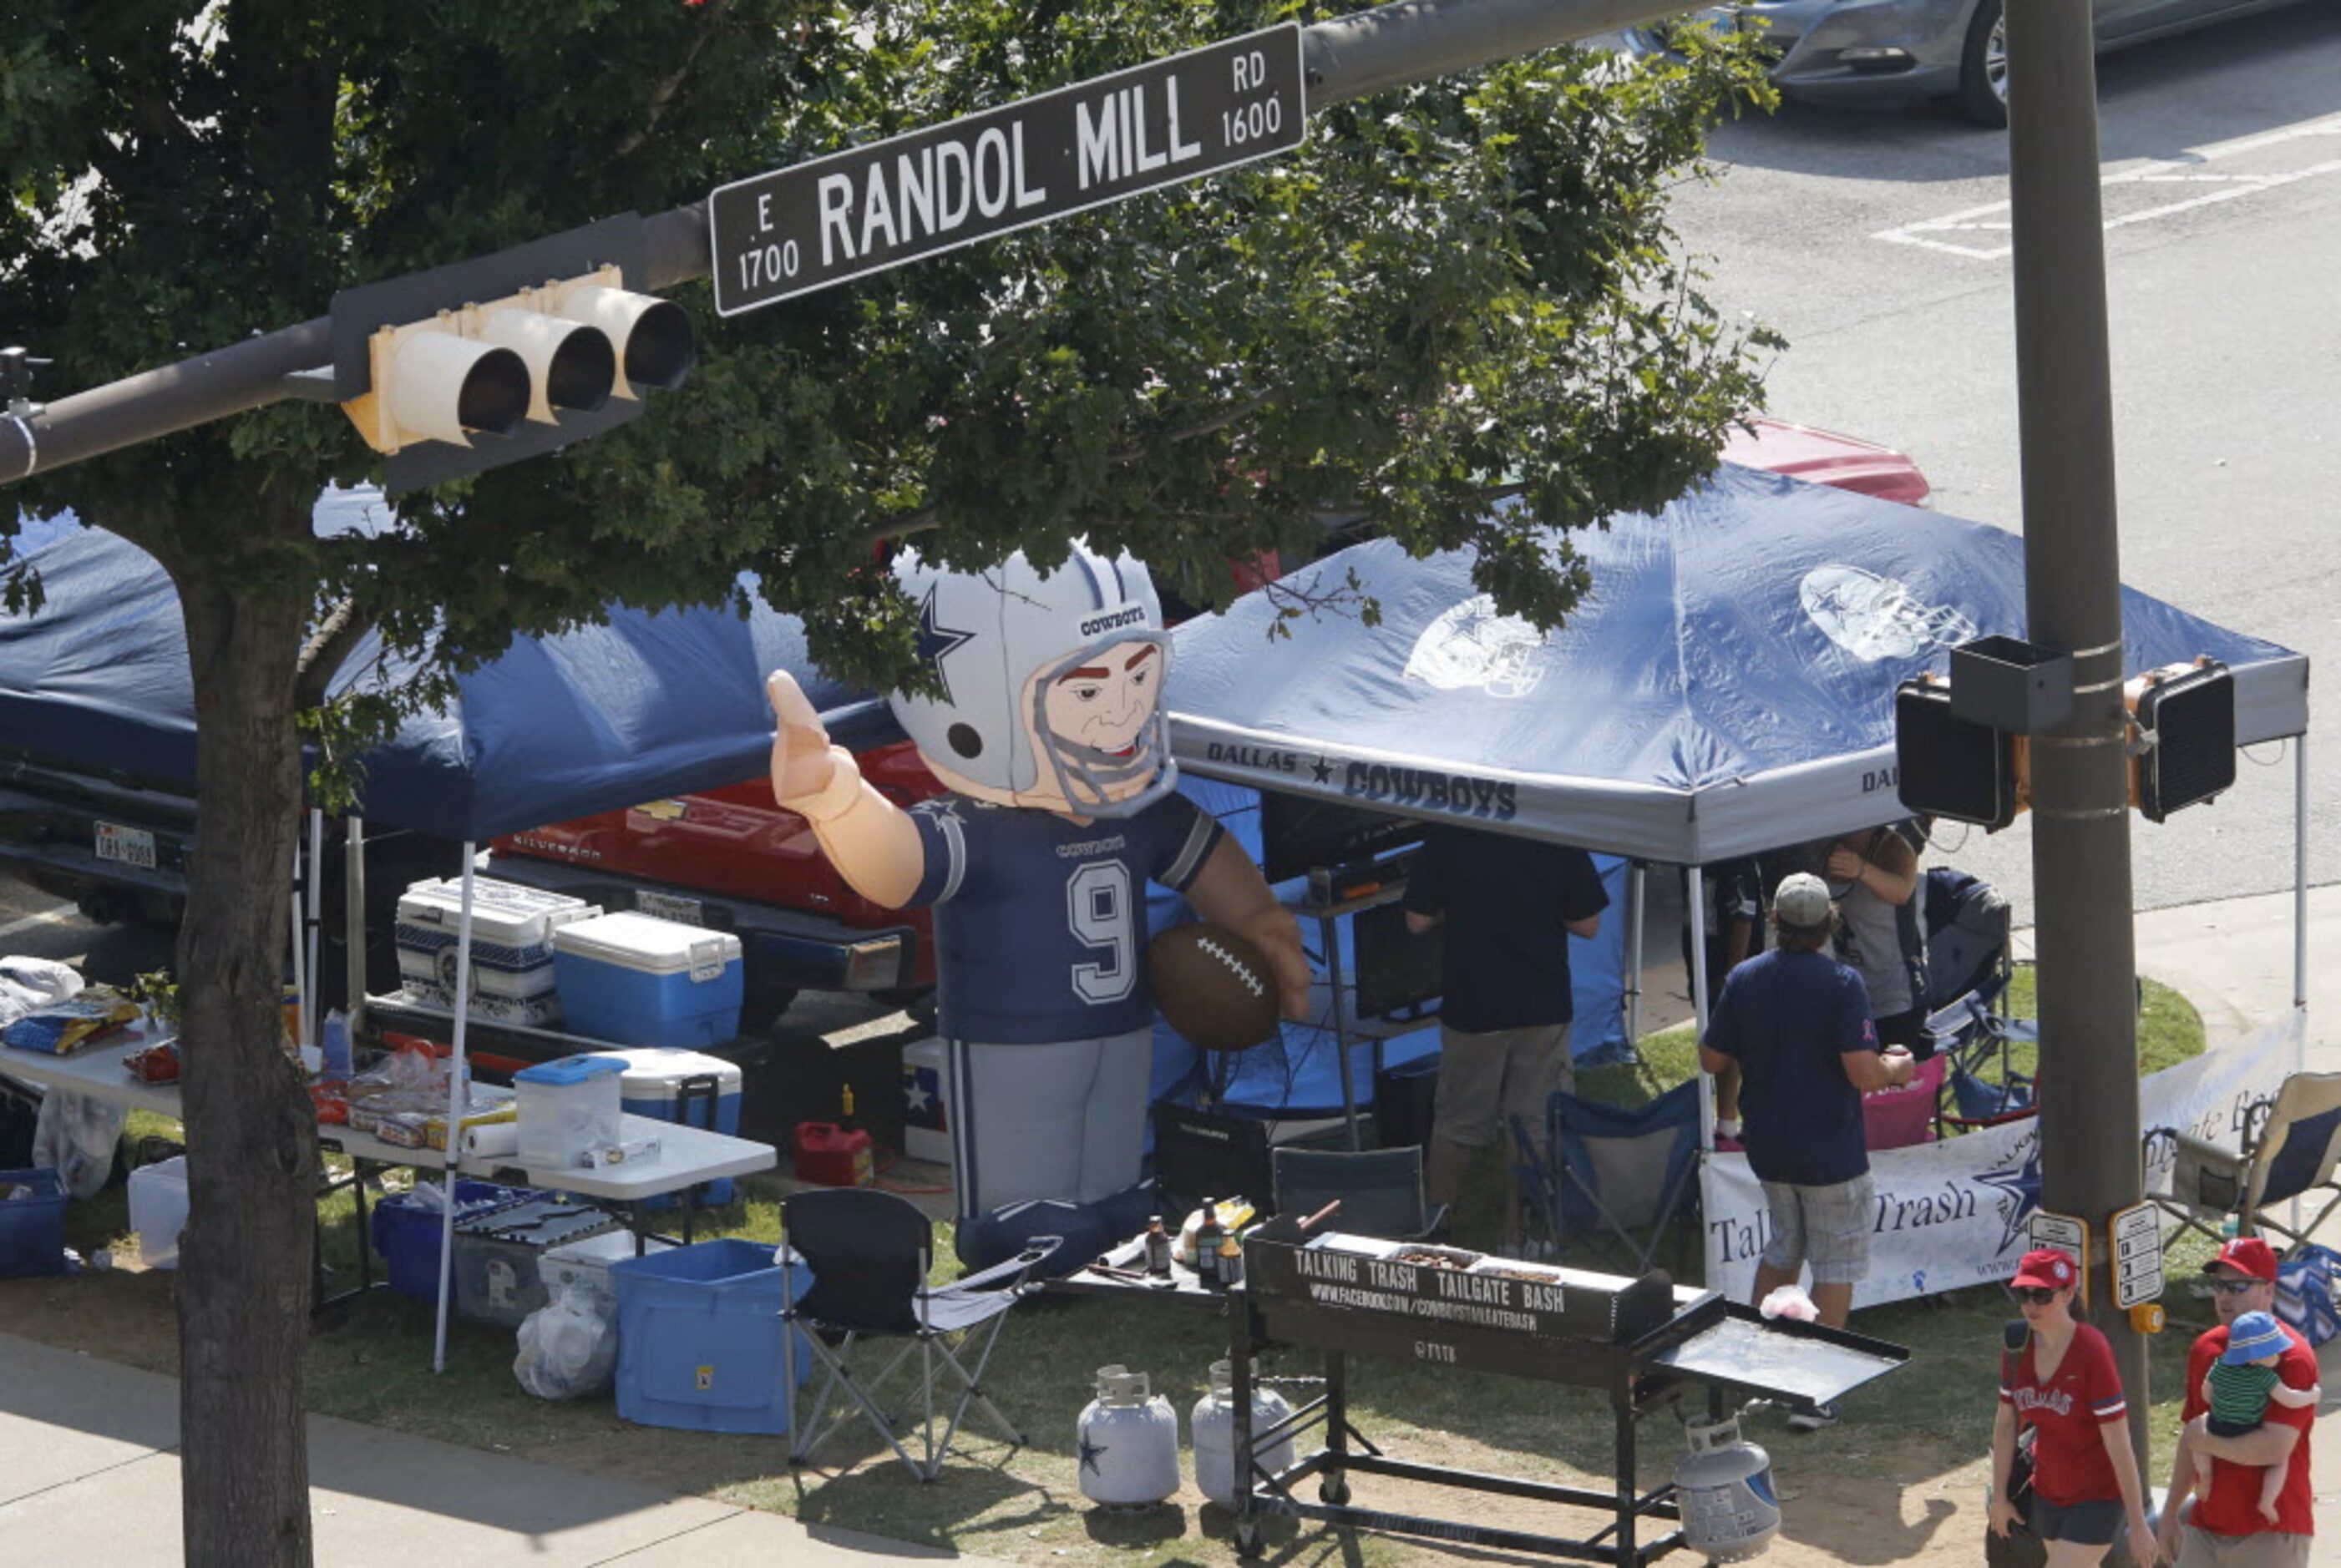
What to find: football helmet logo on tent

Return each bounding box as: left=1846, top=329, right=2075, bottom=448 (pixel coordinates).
left=1404, top=594, right=1550, bottom=699
left=888, top=543, right=1176, bottom=817
left=1799, top=565, right=1978, bottom=662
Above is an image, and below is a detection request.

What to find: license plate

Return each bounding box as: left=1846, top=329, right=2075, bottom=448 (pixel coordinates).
left=94, top=821, right=158, bottom=870
left=635, top=890, right=704, bottom=926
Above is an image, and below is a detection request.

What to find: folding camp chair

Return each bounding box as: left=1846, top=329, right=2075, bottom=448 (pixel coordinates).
left=779, top=1187, right=1059, bottom=1482
left=1270, top=1145, right=1447, bottom=1241
left=2152, top=1073, right=2341, bottom=1253
left=1931, top=980, right=2038, bottom=1133
left=1513, top=1079, right=1701, bottom=1273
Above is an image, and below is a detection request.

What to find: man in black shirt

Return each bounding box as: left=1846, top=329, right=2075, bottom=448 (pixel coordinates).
left=1404, top=827, right=1609, bottom=1243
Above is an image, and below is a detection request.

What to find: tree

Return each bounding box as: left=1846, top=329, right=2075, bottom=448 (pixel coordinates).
left=0, top=3, right=1774, bottom=1561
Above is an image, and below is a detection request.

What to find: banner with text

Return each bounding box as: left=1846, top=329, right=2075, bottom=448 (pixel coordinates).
left=1700, top=1013, right=2303, bottom=1308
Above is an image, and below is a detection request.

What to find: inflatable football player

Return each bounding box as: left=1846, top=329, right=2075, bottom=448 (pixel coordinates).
left=767, top=543, right=1309, bottom=1257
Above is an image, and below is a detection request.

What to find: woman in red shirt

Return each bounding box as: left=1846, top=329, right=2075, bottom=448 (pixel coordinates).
left=1989, top=1247, right=2161, bottom=1565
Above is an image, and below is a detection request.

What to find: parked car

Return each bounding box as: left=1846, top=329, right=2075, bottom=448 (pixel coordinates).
left=1623, top=0, right=2305, bottom=126
left=0, top=420, right=1927, bottom=1030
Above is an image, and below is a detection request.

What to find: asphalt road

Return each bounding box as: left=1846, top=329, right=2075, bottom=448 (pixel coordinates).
left=1655, top=2, right=2341, bottom=919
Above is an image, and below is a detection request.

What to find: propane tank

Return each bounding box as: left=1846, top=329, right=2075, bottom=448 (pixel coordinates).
left=1191, top=1358, right=1295, bottom=1510
left=1674, top=1415, right=1781, bottom=1562
left=1076, top=1365, right=1180, bottom=1508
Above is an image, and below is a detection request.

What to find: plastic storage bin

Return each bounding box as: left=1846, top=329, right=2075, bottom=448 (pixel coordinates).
left=611, top=1238, right=812, bottom=1434
left=370, top=1180, right=541, bottom=1301
left=900, top=1036, right=952, bottom=1166
left=542, top=1229, right=676, bottom=1319
left=395, top=877, right=599, bottom=1028
left=128, top=1154, right=190, bottom=1270
left=590, top=1047, right=746, bottom=1206
left=0, top=1166, right=68, bottom=1277
left=514, top=1054, right=627, bottom=1174
left=451, top=1196, right=624, bottom=1327
left=552, top=913, right=744, bottom=1050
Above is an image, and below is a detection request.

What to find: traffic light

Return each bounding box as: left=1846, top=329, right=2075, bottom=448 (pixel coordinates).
left=2127, top=658, right=2234, bottom=822
left=327, top=215, right=692, bottom=493
left=1894, top=675, right=2026, bottom=830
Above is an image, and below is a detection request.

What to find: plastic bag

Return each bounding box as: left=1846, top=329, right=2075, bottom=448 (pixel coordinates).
left=2275, top=1243, right=2341, bottom=1347
left=1758, top=1284, right=1821, bottom=1323
left=514, top=1285, right=616, bottom=1400
left=32, top=1090, right=127, bottom=1200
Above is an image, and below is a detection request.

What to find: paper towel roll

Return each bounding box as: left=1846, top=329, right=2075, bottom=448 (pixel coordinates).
left=460, top=1120, right=521, bottom=1158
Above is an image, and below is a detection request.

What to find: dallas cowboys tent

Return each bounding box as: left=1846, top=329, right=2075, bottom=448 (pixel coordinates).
left=1168, top=463, right=2308, bottom=863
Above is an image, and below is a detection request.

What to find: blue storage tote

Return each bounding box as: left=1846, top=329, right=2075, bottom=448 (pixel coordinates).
left=370, top=1180, right=541, bottom=1301
left=611, top=1237, right=811, bottom=1434
left=590, top=1048, right=745, bottom=1207
left=0, top=1166, right=68, bottom=1277
left=552, top=913, right=744, bottom=1050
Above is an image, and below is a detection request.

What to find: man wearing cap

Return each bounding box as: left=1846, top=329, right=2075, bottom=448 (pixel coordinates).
left=2158, top=1237, right=2318, bottom=1565
left=1700, top=871, right=1913, bottom=1427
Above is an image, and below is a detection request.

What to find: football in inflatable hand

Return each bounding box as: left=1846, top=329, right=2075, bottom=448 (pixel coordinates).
left=1148, top=922, right=1281, bottom=1052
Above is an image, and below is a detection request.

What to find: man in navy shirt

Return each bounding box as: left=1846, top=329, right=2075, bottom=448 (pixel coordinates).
left=1404, top=827, right=1608, bottom=1243
left=1700, top=873, right=1912, bottom=1359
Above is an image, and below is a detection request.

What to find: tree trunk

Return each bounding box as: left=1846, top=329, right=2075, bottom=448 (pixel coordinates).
left=174, top=576, right=318, bottom=1568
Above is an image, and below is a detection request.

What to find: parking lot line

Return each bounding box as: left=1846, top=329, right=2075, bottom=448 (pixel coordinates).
left=1875, top=111, right=2341, bottom=260
left=0, top=903, right=82, bottom=942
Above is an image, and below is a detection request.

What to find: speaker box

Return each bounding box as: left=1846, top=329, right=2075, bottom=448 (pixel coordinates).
left=1374, top=1055, right=1441, bottom=1151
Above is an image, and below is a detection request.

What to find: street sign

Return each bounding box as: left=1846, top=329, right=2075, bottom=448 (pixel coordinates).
left=2110, top=1201, right=2165, bottom=1310
left=707, top=24, right=1307, bottom=316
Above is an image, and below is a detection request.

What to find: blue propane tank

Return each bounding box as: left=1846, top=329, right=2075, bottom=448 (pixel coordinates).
left=1077, top=1365, right=1181, bottom=1508
left=1674, top=1415, right=1781, bottom=1562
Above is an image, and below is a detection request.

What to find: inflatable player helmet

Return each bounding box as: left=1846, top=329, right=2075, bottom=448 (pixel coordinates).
left=889, top=543, right=1176, bottom=817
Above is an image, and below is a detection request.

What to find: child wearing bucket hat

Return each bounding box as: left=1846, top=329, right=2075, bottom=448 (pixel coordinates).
left=2187, top=1309, right=2322, bottom=1524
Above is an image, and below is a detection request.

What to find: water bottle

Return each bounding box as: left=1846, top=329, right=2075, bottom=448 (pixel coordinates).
left=322, top=1009, right=352, bottom=1082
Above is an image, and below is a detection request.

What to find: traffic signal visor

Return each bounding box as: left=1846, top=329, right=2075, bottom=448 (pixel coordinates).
left=342, top=265, right=692, bottom=455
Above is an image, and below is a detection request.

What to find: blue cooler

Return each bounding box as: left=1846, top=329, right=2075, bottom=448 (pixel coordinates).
left=589, top=1047, right=746, bottom=1206
left=552, top=913, right=744, bottom=1049
left=611, top=1237, right=813, bottom=1434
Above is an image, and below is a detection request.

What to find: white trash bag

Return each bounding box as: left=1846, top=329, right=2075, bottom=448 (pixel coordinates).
left=514, top=1285, right=616, bottom=1400
left=32, top=1090, right=127, bottom=1201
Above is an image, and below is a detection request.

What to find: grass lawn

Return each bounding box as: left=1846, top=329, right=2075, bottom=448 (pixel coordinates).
left=38, top=964, right=2217, bottom=1565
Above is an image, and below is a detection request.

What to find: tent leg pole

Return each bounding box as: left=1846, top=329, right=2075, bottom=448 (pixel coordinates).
left=432, top=844, right=480, bottom=1375
left=1624, top=863, right=1645, bottom=1050
left=1689, top=866, right=1713, bottom=1152
left=306, top=807, right=324, bottom=1050
left=345, top=815, right=367, bottom=1030
left=2295, top=736, right=2309, bottom=1018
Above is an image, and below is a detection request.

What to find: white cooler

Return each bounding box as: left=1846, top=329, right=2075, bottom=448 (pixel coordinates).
left=552, top=913, right=744, bottom=1050
left=541, top=1229, right=677, bottom=1323
left=589, top=1047, right=747, bottom=1206
left=900, top=1036, right=952, bottom=1166
left=395, top=877, right=599, bottom=1027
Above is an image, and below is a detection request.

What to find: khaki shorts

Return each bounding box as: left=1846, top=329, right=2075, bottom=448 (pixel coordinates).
left=1758, top=1173, right=1876, bottom=1285
left=1435, top=1023, right=1572, bottom=1148
left=2175, top=1523, right=2312, bottom=1568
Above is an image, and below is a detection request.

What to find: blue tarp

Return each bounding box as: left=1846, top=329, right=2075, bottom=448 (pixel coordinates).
left=1168, top=464, right=2310, bottom=865
left=0, top=511, right=885, bottom=842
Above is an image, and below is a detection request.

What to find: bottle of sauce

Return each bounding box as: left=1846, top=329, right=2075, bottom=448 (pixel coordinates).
left=1195, top=1200, right=1224, bottom=1287
left=1216, top=1229, right=1244, bottom=1288
left=1143, top=1215, right=1173, bottom=1276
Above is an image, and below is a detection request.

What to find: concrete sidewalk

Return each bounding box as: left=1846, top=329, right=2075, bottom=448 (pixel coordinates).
left=0, top=883, right=2331, bottom=1564
left=0, top=1331, right=1001, bottom=1566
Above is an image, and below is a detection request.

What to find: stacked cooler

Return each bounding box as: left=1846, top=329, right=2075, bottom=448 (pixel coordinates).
left=395, top=878, right=600, bottom=1028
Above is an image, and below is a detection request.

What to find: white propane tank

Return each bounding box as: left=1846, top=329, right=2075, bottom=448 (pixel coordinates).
left=1191, top=1358, right=1295, bottom=1510
left=1077, top=1365, right=1181, bottom=1508
left=1674, top=1415, right=1781, bottom=1561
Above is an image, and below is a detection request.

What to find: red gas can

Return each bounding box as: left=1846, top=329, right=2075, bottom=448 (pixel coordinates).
left=793, top=1120, right=874, bottom=1186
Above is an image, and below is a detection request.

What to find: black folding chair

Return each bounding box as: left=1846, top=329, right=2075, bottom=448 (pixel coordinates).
left=1269, top=1145, right=1447, bottom=1241
left=778, top=1187, right=1059, bottom=1481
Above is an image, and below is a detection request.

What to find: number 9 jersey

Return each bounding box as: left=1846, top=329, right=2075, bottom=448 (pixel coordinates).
left=905, top=792, right=1223, bottom=1044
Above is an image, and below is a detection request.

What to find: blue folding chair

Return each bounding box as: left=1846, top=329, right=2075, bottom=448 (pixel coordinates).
left=1513, top=1079, right=1702, bottom=1273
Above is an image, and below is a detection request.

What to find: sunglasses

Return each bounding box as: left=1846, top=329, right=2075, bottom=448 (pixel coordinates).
left=2210, top=1278, right=2264, bottom=1297
left=2012, top=1286, right=2061, bottom=1305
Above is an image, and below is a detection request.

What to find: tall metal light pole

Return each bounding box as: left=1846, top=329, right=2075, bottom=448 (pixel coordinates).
left=2004, top=0, right=2151, bottom=1457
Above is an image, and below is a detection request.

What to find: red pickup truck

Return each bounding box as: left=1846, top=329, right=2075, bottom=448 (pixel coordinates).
left=479, top=419, right=1931, bottom=1026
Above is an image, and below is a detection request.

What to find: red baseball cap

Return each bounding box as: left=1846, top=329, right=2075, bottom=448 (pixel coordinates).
left=2012, top=1247, right=2078, bottom=1291
left=2206, top=1237, right=2279, bottom=1282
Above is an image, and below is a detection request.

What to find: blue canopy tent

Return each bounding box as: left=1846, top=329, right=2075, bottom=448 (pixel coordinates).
left=1165, top=463, right=2311, bottom=1136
